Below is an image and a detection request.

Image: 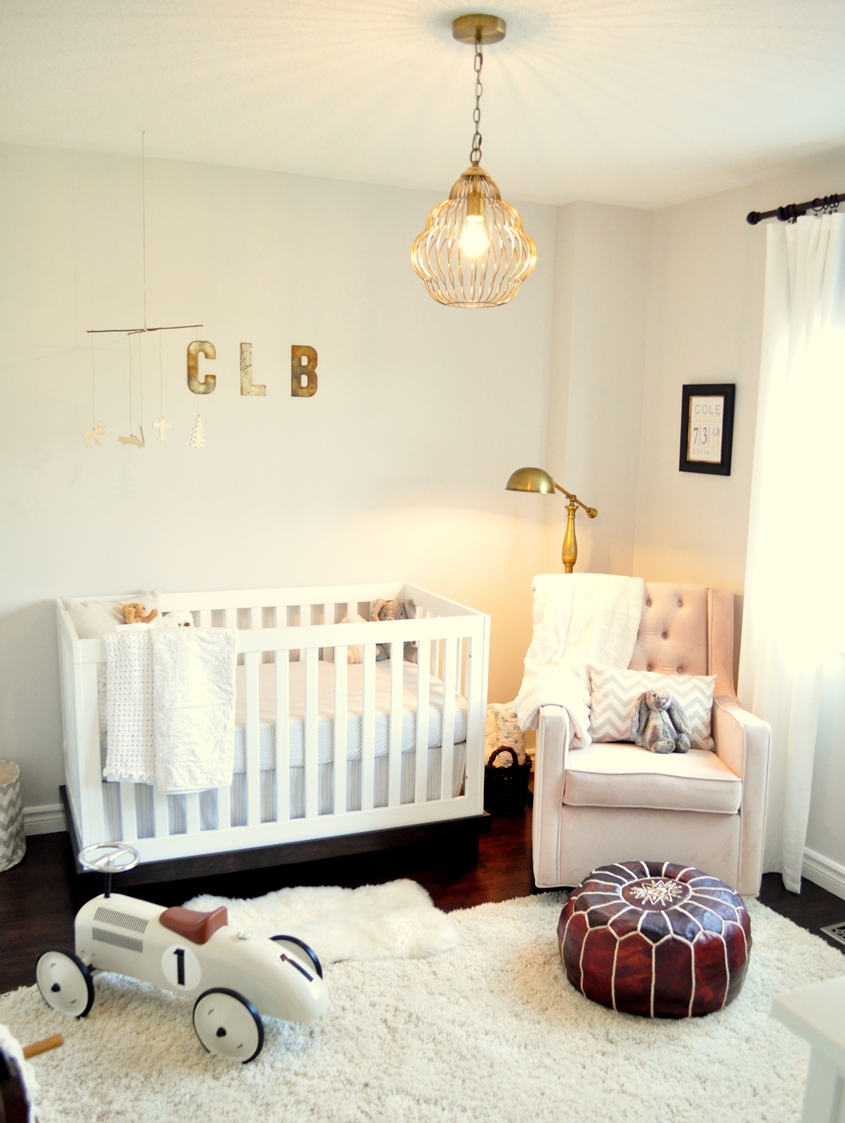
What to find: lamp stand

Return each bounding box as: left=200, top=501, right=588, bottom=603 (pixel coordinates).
left=562, top=499, right=579, bottom=573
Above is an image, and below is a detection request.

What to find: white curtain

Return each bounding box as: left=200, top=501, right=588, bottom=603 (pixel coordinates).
left=739, top=213, right=845, bottom=892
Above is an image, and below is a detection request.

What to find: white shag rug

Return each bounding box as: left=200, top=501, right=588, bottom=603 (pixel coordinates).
left=1, top=894, right=843, bottom=1123
left=182, top=878, right=459, bottom=963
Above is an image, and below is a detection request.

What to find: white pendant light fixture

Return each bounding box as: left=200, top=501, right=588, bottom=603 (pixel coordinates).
left=411, top=13, right=537, bottom=308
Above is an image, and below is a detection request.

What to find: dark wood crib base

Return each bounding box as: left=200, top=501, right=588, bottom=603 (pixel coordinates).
left=60, top=786, right=489, bottom=901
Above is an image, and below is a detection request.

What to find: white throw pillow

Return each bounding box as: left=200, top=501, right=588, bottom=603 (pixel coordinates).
left=589, top=665, right=716, bottom=751
left=63, top=592, right=159, bottom=639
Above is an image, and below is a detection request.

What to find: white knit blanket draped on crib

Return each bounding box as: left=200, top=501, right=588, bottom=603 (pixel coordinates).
left=104, top=628, right=237, bottom=793
left=513, top=573, right=645, bottom=744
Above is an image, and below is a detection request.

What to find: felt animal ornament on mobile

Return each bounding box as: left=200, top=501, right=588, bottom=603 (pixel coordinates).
left=631, top=689, right=692, bottom=754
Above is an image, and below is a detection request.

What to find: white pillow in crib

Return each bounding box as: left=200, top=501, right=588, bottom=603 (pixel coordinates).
left=63, top=591, right=159, bottom=638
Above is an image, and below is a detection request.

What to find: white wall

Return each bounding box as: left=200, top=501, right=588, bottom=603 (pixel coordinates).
left=0, top=143, right=559, bottom=816
left=547, top=202, right=652, bottom=577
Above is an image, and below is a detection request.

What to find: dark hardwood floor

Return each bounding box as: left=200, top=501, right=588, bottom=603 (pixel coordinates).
left=1, top=810, right=843, bottom=995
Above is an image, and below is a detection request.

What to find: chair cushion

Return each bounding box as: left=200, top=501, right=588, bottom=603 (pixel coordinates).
left=588, top=665, right=716, bottom=750
left=563, top=742, right=741, bottom=814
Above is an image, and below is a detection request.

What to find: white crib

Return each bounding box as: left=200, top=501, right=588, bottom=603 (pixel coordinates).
left=57, top=582, right=490, bottom=885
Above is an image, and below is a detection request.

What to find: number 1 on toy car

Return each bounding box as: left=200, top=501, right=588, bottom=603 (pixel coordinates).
left=162, top=944, right=201, bottom=990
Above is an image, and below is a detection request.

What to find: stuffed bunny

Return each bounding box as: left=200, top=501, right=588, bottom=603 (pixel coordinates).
left=631, top=689, right=691, bottom=754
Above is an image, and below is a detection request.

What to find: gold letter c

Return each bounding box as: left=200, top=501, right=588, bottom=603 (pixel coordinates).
left=187, top=340, right=217, bottom=394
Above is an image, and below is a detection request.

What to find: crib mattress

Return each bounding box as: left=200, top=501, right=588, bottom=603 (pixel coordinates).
left=101, top=659, right=469, bottom=773
left=233, top=659, right=468, bottom=770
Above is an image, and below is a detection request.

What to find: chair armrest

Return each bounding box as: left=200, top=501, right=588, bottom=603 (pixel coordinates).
left=713, top=695, right=771, bottom=891
left=713, top=695, right=770, bottom=780
left=532, top=705, right=575, bottom=883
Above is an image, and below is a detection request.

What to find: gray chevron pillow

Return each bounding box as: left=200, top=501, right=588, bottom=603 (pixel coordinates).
left=588, top=666, right=716, bottom=751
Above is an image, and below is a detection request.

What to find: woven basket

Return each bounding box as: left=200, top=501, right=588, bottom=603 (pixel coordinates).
left=484, top=747, right=531, bottom=817
left=0, top=760, right=25, bottom=872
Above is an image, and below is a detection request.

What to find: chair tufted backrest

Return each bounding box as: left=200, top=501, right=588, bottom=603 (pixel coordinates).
left=628, top=582, right=736, bottom=698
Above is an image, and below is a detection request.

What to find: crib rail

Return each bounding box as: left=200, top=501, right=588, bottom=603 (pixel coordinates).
left=57, top=583, right=489, bottom=866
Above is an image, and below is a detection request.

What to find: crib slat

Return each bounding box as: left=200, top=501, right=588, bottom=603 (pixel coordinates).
left=243, top=651, right=261, bottom=827
left=215, top=783, right=232, bottom=831
left=75, top=658, right=106, bottom=846
left=118, top=782, right=138, bottom=842
left=387, top=643, right=403, bottom=807
left=303, top=647, right=319, bottom=819
left=360, top=646, right=376, bottom=812
left=332, top=654, right=348, bottom=815
left=415, top=640, right=431, bottom=804
left=462, top=631, right=487, bottom=808
left=152, top=788, right=169, bottom=838
left=275, top=653, right=291, bottom=821
left=440, top=637, right=457, bottom=800
left=184, top=791, right=201, bottom=835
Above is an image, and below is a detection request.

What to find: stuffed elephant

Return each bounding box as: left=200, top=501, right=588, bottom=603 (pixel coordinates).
left=370, top=598, right=418, bottom=663
left=631, top=689, right=691, bottom=754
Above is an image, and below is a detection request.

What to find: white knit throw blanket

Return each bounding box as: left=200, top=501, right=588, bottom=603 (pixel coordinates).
left=104, top=627, right=237, bottom=793
left=513, top=573, right=645, bottom=744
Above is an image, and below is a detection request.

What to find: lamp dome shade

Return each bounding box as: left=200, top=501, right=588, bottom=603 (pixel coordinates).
left=505, top=466, right=556, bottom=493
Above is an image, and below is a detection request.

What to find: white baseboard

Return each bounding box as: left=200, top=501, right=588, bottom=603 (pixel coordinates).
left=803, top=847, right=845, bottom=902
left=24, top=803, right=66, bottom=836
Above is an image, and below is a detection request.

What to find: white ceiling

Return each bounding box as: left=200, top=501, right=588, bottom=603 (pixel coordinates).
left=2, top=0, right=845, bottom=209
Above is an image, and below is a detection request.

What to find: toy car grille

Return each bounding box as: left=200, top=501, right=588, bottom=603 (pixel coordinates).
left=92, top=927, right=144, bottom=954
left=93, top=907, right=149, bottom=934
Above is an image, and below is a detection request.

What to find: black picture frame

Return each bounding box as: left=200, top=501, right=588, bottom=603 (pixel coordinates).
left=679, top=383, right=735, bottom=476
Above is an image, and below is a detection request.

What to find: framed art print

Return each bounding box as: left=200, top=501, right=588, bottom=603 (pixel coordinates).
left=679, top=383, right=735, bottom=476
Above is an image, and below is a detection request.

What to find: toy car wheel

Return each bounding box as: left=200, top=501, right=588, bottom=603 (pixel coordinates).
left=35, top=948, right=95, bottom=1018
left=271, top=935, right=323, bottom=978
left=192, top=988, right=264, bottom=1063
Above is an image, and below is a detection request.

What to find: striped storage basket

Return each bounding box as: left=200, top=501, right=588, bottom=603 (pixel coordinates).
left=0, top=761, right=25, bottom=872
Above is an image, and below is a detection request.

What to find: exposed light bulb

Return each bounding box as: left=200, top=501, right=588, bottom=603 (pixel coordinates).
left=458, top=214, right=490, bottom=259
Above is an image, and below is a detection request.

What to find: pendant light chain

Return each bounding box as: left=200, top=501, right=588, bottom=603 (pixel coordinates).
left=469, top=34, right=483, bottom=166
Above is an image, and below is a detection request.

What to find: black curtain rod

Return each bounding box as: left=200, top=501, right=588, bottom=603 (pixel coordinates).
left=746, top=192, right=845, bottom=225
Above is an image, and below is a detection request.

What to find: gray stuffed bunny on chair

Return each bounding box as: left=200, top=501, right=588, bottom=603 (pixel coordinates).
left=631, top=689, right=692, bottom=754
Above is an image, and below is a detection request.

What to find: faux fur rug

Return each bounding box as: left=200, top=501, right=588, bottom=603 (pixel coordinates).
left=2, top=894, right=843, bottom=1123
left=182, top=879, right=460, bottom=963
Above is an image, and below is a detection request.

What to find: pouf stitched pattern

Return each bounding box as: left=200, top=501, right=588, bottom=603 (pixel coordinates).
left=558, top=860, right=751, bottom=1018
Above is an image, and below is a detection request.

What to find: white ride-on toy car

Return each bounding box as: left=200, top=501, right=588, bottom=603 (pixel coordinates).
left=35, top=843, right=329, bottom=1063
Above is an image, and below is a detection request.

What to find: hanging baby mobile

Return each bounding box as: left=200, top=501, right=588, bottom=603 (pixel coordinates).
left=83, top=134, right=319, bottom=452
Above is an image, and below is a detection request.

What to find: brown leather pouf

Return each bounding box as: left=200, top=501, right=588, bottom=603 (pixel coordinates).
left=558, top=860, right=751, bottom=1018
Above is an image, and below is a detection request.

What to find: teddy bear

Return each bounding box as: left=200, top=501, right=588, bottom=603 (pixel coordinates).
left=121, top=602, right=159, bottom=625
left=370, top=598, right=418, bottom=663
left=159, top=610, right=193, bottom=628
left=630, top=689, right=691, bottom=754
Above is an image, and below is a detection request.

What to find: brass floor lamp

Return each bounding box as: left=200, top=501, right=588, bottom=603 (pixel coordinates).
left=506, top=466, right=598, bottom=573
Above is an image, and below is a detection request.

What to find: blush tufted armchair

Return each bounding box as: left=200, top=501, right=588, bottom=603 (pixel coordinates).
left=531, top=582, right=771, bottom=895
